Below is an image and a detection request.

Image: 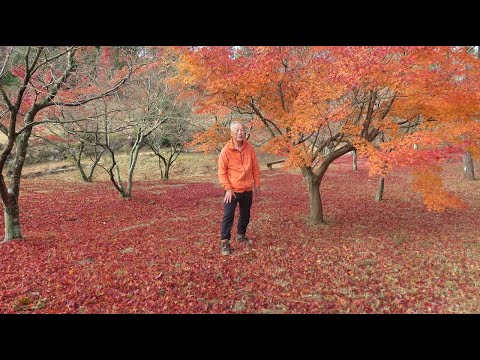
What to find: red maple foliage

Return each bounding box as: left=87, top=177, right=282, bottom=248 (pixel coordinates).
left=0, top=157, right=479, bottom=313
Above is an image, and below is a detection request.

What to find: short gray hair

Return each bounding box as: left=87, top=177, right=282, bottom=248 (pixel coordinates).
left=230, top=121, right=245, bottom=131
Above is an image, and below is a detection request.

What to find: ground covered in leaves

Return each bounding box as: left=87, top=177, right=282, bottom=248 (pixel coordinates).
left=1, top=156, right=479, bottom=313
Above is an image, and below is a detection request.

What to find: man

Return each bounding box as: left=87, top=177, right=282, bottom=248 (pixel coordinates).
left=218, top=121, right=260, bottom=255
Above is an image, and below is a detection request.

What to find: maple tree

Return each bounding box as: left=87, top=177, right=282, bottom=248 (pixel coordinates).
left=0, top=46, right=141, bottom=241
left=178, top=46, right=480, bottom=224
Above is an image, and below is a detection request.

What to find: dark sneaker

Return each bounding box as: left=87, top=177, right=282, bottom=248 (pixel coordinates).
left=221, top=240, right=232, bottom=255
left=236, top=234, right=252, bottom=245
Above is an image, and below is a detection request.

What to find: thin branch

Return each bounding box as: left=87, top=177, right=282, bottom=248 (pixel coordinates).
left=311, top=132, right=342, bottom=160
left=15, top=108, right=126, bottom=136
left=51, top=75, right=130, bottom=108
left=31, top=47, right=72, bottom=74
left=31, top=133, right=68, bottom=149
left=309, top=129, right=320, bottom=156
left=249, top=100, right=283, bottom=136
left=0, top=121, right=7, bottom=136
left=26, top=46, right=44, bottom=75
left=379, top=95, right=396, bottom=120
left=0, top=85, right=13, bottom=110
left=24, top=47, right=31, bottom=73
left=295, top=131, right=316, bottom=145
left=0, top=47, right=13, bottom=79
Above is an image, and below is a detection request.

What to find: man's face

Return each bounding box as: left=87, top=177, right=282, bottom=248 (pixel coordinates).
left=231, top=123, right=245, bottom=142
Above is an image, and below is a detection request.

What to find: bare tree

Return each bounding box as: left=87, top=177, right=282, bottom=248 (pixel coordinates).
left=32, top=108, right=121, bottom=182
left=143, top=104, right=193, bottom=180
left=0, top=46, right=137, bottom=241
left=97, top=66, right=180, bottom=196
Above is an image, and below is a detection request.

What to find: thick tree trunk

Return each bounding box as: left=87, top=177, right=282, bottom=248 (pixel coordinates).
left=302, top=168, right=323, bottom=224
left=352, top=150, right=358, bottom=171
left=4, top=200, right=22, bottom=241
left=1, top=126, right=34, bottom=242
left=303, top=144, right=354, bottom=225
left=375, top=176, right=385, bottom=202
left=463, top=151, right=475, bottom=180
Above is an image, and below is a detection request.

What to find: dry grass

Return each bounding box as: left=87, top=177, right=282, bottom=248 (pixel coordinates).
left=21, top=149, right=284, bottom=184
left=18, top=147, right=480, bottom=198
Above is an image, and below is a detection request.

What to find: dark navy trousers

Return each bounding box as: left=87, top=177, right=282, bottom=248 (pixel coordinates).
left=220, top=191, right=253, bottom=241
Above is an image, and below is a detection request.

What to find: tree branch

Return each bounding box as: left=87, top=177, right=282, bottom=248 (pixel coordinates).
left=0, top=47, right=13, bottom=79
left=31, top=47, right=72, bottom=74
left=249, top=100, right=283, bottom=136
left=15, top=108, right=125, bottom=136
left=0, top=85, right=13, bottom=110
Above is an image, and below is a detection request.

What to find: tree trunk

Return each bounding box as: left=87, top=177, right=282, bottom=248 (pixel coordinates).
left=74, top=155, right=90, bottom=182
left=463, top=151, right=475, bottom=180
left=115, top=165, right=129, bottom=198
left=85, top=146, right=105, bottom=182
left=104, top=144, right=129, bottom=197
left=69, top=143, right=91, bottom=182
left=2, top=126, right=34, bottom=242
left=125, top=131, right=143, bottom=197
left=352, top=150, right=358, bottom=171
left=77, top=158, right=97, bottom=183
left=85, top=165, right=95, bottom=182
left=375, top=176, right=385, bottom=202
left=164, top=163, right=170, bottom=180
left=4, top=200, right=22, bottom=241
left=303, top=144, right=354, bottom=225
left=302, top=168, right=323, bottom=224
left=158, top=157, right=164, bottom=179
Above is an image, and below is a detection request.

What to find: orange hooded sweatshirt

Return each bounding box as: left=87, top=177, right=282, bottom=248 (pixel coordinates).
left=218, top=139, right=260, bottom=192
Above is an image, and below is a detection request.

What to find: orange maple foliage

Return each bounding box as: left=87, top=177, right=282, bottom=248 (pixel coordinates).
left=178, top=46, right=480, bottom=215
left=187, top=122, right=230, bottom=153
left=412, top=165, right=467, bottom=211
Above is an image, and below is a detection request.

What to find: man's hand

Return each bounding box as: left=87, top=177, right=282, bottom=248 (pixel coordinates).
left=254, top=185, right=261, bottom=195
left=224, top=189, right=236, bottom=203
